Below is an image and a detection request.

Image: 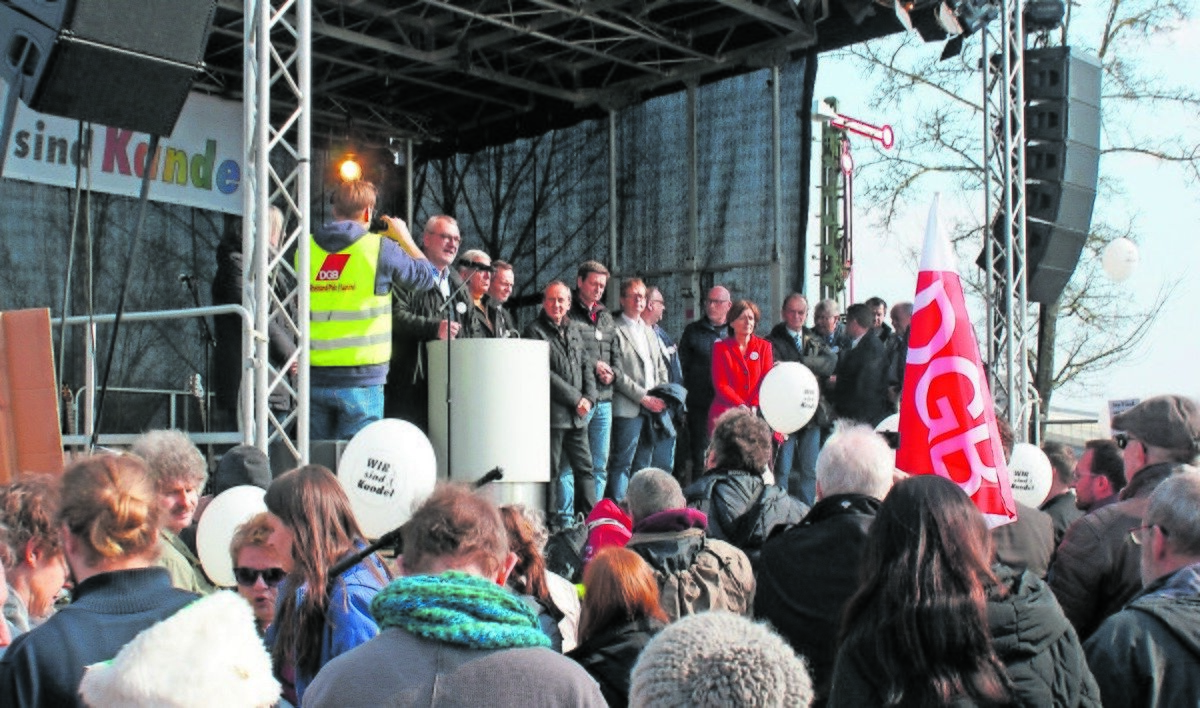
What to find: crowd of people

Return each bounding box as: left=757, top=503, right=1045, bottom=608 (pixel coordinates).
left=4, top=178, right=1196, bottom=705
left=0, top=393, right=1195, bottom=706
left=261, top=180, right=916, bottom=531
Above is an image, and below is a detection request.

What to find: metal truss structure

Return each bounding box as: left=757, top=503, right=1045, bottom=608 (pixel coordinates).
left=241, top=0, right=311, bottom=464
left=220, top=1, right=948, bottom=460
left=980, top=0, right=1032, bottom=440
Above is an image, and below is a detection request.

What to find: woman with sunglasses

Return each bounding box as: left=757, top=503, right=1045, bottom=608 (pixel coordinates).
left=229, top=512, right=289, bottom=637
left=264, top=465, right=391, bottom=705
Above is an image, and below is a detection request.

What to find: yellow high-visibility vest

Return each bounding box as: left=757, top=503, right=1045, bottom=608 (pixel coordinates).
left=308, top=232, right=391, bottom=366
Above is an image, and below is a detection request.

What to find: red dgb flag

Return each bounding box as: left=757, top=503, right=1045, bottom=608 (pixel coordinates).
left=896, top=196, right=1017, bottom=528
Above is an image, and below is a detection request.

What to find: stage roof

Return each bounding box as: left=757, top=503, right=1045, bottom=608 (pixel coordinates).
left=201, top=0, right=912, bottom=156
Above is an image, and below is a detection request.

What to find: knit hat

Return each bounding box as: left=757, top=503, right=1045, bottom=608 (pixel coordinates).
left=582, top=499, right=632, bottom=564
left=630, top=611, right=813, bottom=708
left=1112, top=395, right=1200, bottom=454
left=213, top=445, right=272, bottom=494
left=79, top=591, right=280, bottom=708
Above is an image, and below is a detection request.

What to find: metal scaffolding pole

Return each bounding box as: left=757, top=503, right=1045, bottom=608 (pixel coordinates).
left=244, top=0, right=312, bottom=462
left=770, top=66, right=784, bottom=315
left=981, top=0, right=1032, bottom=440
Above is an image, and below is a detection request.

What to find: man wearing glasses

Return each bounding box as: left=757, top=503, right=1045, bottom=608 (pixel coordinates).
left=1073, top=439, right=1125, bottom=513
left=385, top=215, right=473, bottom=431
left=1085, top=469, right=1200, bottom=706
left=678, top=286, right=732, bottom=484
left=1049, top=394, right=1200, bottom=640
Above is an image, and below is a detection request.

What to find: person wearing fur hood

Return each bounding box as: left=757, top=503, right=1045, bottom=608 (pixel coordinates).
left=79, top=591, right=279, bottom=708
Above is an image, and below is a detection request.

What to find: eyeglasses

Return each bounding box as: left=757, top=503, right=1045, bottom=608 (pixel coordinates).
left=1114, top=432, right=1132, bottom=450
left=233, top=567, right=287, bottom=587
left=428, top=232, right=461, bottom=244
left=1129, top=524, right=1168, bottom=546
left=705, top=299, right=731, bottom=306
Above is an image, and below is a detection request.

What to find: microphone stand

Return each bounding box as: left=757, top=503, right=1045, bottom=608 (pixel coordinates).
left=326, top=467, right=504, bottom=584
left=437, top=264, right=489, bottom=479
left=181, top=274, right=217, bottom=442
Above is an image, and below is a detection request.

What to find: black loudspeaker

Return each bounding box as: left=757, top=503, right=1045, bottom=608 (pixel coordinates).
left=0, top=0, right=216, bottom=136
left=1021, top=46, right=1102, bottom=304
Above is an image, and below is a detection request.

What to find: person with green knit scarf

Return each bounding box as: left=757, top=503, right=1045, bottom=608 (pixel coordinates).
left=303, top=484, right=607, bottom=707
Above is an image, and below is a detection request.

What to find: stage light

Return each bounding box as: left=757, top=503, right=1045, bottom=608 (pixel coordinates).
left=1025, top=0, right=1065, bottom=31
left=946, top=0, right=998, bottom=36
left=338, top=155, right=363, bottom=182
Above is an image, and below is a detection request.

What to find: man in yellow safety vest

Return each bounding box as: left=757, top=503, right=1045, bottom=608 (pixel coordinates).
left=308, top=180, right=438, bottom=440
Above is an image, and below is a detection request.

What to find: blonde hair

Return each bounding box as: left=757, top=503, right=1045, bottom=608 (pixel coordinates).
left=229, top=511, right=276, bottom=562
left=59, top=455, right=161, bottom=565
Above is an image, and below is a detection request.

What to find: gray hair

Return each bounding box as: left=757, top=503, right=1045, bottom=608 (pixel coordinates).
left=815, top=421, right=895, bottom=501
left=814, top=298, right=840, bottom=319
left=1146, top=466, right=1200, bottom=556
left=458, top=248, right=490, bottom=266
left=626, top=468, right=685, bottom=524
left=130, top=429, right=208, bottom=489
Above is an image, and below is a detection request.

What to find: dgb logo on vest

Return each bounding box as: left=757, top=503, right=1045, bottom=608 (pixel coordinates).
left=317, top=254, right=351, bottom=281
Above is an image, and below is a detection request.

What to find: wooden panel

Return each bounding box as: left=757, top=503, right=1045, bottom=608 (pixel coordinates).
left=0, top=309, right=64, bottom=482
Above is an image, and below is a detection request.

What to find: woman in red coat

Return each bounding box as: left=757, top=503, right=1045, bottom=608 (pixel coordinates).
left=707, top=299, right=773, bottom=434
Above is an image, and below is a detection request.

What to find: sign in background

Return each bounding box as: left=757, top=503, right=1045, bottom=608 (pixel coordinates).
left=0, top=79, right=244, bottom=215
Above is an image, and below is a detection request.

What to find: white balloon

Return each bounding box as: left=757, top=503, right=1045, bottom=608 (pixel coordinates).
left=1008, top=442, right=1053, bottom=508
left=196, top=485, right=268, bottom=588
left=337, top=419, right=438, bottom=538
left=1102, top=238, right=1139, bottom=282
left=759, top=362, right=821, bottom=434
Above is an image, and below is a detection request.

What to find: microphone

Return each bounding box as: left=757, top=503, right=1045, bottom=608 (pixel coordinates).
left=178, top=273, right=192, bottom=285
left=473, top=467, right=504, bottom=488
left=455, top=258, right=494, bottom=273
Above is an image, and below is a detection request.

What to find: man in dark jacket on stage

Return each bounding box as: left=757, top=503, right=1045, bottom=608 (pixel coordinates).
left=384, top=214, right=472, bottom=431
left=524, top=281, right=598, bottom=529
left=754, top=422, right=895, bottom=706
left=766, top=293, right=837, bottom=503
left=678, top=285, right=732, bottom=483
left=830, top=303, right=889, bottom=426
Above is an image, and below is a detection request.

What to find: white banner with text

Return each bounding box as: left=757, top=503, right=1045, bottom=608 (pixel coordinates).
left=1, top=79, right=244, bottom=215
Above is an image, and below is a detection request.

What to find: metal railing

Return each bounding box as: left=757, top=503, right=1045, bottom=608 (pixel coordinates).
left=53, top=304, right=258, bottom=450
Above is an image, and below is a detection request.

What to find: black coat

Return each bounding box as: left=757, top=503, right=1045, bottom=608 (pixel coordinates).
left=384, top=270, right=472, bottom=427
left=567, top=296, right=619, bottom=402
left=992, top=501, right=1055, bottom=578
left=567, top=617, right=665, bottom=708
left=766, top=323, right=838, bottom=429
left=524, top=312, right=597, bottom=429
left=211, top=231, right=296, bottom=414
left=988, top=565, right=1102, bottom=707
left=685, top=469, right=808, bottom=561
left=678, top=318, right=730, bottom=409
left=754, top=494, right=880, bottom=706
left=832, top=333, right=889, bottom=426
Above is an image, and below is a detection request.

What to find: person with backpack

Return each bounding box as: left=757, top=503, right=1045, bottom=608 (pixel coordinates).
left=623, top=468, right=754, bottom=621
left=685, top=409, right=808, bottom=561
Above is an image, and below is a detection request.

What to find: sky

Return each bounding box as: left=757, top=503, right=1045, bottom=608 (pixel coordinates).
left=806, top=9, right=1200, bottom=421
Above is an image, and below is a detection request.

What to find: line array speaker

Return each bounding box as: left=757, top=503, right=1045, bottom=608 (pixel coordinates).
left=0, top=0, right=216, bottom=136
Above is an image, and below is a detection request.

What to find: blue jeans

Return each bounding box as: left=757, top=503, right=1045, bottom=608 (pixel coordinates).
left=583, top=401, right=612, bottom=500
left=550, top=427, right=594, bottom=528
left=775, top=425, right=821, bottom=505
left=310, top=385, right=383, bottom=441
left=610, top=415, right=677, bottom=503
